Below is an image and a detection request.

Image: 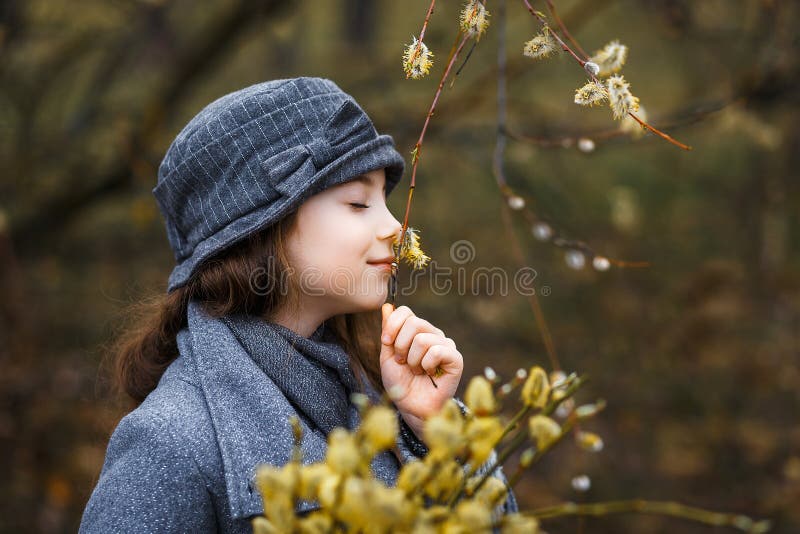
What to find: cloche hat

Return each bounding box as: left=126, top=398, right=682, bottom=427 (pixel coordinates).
left=152, top=77, right=406, bottom=292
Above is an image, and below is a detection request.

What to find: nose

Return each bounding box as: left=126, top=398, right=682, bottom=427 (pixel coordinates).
left=379, top=205, right=403, bottom=244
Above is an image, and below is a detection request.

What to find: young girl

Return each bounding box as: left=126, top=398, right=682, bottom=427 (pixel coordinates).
left=80, top=77, right=517, bottom=532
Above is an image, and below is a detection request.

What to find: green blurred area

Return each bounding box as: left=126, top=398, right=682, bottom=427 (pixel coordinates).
left=1, top=0, right=798, bottom=532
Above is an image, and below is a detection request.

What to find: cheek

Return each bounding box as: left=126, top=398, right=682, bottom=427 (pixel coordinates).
left=289, top=200, right=372, bottom=275
left=321, top=216, right=371, bottom=257
left=299, top=237, right=369, bottom=295
left=293, top=223, right=366, bottom=274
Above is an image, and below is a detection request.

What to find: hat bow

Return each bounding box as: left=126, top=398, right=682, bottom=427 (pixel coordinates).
left=262, top=99, right=377, bottom=197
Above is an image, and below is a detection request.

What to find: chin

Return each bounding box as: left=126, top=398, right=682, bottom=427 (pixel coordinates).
left=346, top=293, right=388, bottom=313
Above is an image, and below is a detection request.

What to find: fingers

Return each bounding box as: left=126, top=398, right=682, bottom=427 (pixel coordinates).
left=403, top=333, right=459, bottom=376
left=404, top=332, right=441, bottom=367
left=419, top=345, right=446, bottom=376
left=420, top=344, right=463, bottom=378
left=381, top=305, right=456, bottom=375
left=392, top=316, right=444, bottom=355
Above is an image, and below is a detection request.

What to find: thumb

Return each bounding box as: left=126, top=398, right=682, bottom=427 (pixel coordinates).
left=380, top=302, right=394, bottom=364
left=381, top=302, right=393, bottom=329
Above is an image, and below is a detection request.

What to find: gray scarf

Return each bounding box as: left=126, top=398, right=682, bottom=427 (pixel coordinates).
left=219, top=312, right=409, bottom=488
left=221, top=313, right=362, bottom=435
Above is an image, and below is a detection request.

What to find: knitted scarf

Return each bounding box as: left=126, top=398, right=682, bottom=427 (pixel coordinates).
left=222, top=313, right=366, bottom=435
left=219, top=311, right=408, bottom=486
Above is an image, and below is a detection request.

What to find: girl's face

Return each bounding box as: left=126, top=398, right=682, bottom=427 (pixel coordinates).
left=284, top=168, right=403, bottom=318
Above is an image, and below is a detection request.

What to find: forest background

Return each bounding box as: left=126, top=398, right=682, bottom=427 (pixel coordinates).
left=0, top=0, right=797, bottom=532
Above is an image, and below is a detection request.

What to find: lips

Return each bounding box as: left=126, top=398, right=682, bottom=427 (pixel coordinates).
left=367, top=256, right=395, bottom=265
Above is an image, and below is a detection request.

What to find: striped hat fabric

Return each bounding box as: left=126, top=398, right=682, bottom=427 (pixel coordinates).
left=153, top=77, right=406, bottom=292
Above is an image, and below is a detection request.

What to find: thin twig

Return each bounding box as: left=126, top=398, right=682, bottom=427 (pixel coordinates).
left=503, top=97, right=730, bottom=146
left=544, top=0, right=588, bottom=59
left=627, top=111, right=693, bottom=150
left=404, top=0, right=438, bottom=80
left=398, top=31, right=471, bottom=257
left=418, top=0, right=437, bottom=42
left=520, top=0, right=692, bottom=151
left=493, top=2, right=649, bottom=275
left=527, top=500, right=771, bottom=533
left=454, top=40, right=479, bottom=78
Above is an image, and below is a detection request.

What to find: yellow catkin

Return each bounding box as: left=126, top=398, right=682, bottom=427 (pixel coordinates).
left=359, top=405, right=399, bottom=452
left=521, top=366, right=550, bottom=408
left=501, top=513, right=542, bottom=533
left=395, top=227, right=431, bottom=270
left=459, top=0, right=490, bottom=40
left=574, top=80, right=610, bottom=107
left=464, top=376, right=497, bottom=416
left=607, top=74, right=640, bottom=120
left=402, top=36, right=434, bottom=79
left=325, top=428, right=361, bottom=475
left=576, top=431, right=605, bottom=452
left=523, top=30, right=556, bottom=59
left=249, top=378, right=579, bottom=533
left=466, top=416, right=504, bottom=467
left=528, top=414, right=561, bottom=450
left=423, top=400, right=466, bottom=459
left=589, top=39, right=628, bottom=76
left=473, top=476, right=509, bottom=507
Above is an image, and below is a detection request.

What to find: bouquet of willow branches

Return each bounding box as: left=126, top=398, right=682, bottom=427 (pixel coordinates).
left=252, top=1, right=771, bottom=532
left=252, top=367, right=768, bottom=533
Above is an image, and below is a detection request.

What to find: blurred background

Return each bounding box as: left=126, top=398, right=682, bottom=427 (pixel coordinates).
left=1, top=0, right=798, bottom=532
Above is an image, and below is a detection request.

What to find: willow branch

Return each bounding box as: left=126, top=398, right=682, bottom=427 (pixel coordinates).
left=521, top=0, right=692, bottom=151
left=522, top=0, right=586, bottom=65
left=626, top=111, right=693, bottom=150
left=418, top=0, right=437, bottom=42
left=527, top=500, right=771, bottom=533
left=451, top=375, right=589, bottom=506
left=397, top=31, right=471, bottom=257
left=504, top=97, right=730, bottom=147
left=544, top=0, right=587, bottom=59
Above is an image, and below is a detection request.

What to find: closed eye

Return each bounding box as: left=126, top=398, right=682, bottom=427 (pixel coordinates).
left=349, top=202, right=369, bottom=209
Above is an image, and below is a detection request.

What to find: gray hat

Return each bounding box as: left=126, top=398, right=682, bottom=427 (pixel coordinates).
left=153, top=77, right=406, bottom=292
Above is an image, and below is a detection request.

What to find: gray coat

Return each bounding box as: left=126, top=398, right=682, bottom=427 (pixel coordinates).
left=80, top=300, right=517, bottom=533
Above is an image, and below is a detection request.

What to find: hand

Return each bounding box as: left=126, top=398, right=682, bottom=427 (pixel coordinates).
left=380, top=303, right=464, bottom=440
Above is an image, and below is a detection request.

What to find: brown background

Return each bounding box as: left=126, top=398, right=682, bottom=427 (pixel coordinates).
left=1, top=0, right=797, bottom=532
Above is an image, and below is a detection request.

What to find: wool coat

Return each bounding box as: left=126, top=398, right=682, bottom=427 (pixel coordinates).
left=80, top=300, right=518, bottom=533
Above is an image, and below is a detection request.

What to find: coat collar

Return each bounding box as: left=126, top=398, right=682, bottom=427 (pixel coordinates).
left=180, top=299, right=329, bottom=519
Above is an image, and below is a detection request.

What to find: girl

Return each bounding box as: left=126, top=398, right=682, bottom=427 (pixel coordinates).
left=80, top=77, right=517, bottom=533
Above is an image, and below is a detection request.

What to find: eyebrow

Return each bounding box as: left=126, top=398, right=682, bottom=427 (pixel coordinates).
left=351, top=174, right=387, bottom=192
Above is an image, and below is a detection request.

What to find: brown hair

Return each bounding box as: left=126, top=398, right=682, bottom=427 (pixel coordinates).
left=109, top=210, right=384, bottom=407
